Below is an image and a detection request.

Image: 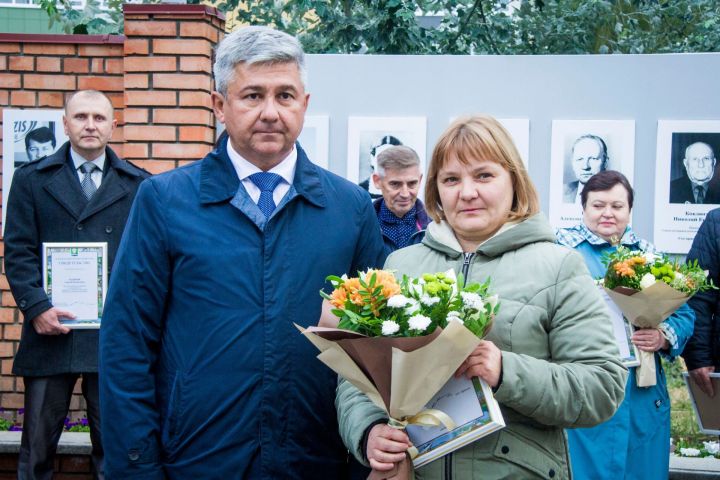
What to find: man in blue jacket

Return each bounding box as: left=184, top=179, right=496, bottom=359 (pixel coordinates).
left=99, top=27, right=386, bottom=478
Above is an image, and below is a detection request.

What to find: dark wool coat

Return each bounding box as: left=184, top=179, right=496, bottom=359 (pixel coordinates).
left=4, top=142, right=150, bottom=376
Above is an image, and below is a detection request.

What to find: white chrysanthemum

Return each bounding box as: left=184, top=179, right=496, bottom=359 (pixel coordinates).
left=703, top=441, right=720, bottom=455
left=485, top=294, right=499, bottom=310
left=387, top=294, right=411, bottom=308
left=704, top=270, right=710, bottom=277
left=446, top=310, right=463, bottom=324
left=408, top=315, right=431, bottom=332
left=639, top=273, right=657, bottom=290
left=420, top=294, right=440, bottom=306
left=680, top=447, right=701, bottom=457
left=674, top=272, right=685, bottom=282
left=404, top=299, right=421, bottom=315
left=381, top=320, right=400, bottom=336
left=460, top=292, right=483, bottom=310
left=643, top=252, right=656, bottom=264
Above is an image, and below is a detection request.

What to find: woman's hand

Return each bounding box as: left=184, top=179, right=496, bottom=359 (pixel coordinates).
left=455, top=340, right=503, bottom=387
left=632, top=328, right=668, bottom=352
left=366, top=424, right=411, bottom=471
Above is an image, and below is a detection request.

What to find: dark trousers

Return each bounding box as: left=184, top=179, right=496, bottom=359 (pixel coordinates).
left=18, top=373, right=104, bottom=480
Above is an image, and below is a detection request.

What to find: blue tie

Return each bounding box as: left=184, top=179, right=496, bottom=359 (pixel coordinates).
left=249, top=172, right=283, bottom=218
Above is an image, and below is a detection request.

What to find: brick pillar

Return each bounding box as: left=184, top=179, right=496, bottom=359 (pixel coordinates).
left=123, top=4, right=225, bottom=173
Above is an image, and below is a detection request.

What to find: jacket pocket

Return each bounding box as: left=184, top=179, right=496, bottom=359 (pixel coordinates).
left=161, top=371, right=184, bottom=458
left=492, top=429, right=566, bottom=479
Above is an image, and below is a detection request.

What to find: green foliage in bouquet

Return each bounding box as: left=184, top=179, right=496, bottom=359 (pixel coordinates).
left=602, top=246, right=714, bottom=294
left=321, top=269, right=497, bottom=338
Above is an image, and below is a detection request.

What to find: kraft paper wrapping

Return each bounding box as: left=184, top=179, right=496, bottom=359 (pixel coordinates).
left=604, top=283, right=689, bottom=387
left=296, top=321, right=481, bottom=420
left=604, top=283, right=688, bottom=329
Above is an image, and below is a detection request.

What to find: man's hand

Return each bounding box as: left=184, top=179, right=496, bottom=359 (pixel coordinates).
left=689, top=366, right=716, bottom=398
left=366, top=424, right=411, bottom=472
left=31, top=308, right=74, bottom=335
left=455, top=340, right=503, bottom=387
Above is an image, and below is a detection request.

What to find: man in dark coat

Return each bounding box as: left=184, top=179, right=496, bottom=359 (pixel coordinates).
left=670, top=142, right=720, bottom=204
left=371, top=145, right=430, bottom=254
left=4, top=90, right=150, bottom=480
left=99, top=27, right=386, bottom=479
left=684, top=208, right=720, bottom=397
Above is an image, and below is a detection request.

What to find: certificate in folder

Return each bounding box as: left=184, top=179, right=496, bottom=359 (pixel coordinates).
left=42, top=242, right=107, bottom=329
left=406, top=375, right=505, bottom=468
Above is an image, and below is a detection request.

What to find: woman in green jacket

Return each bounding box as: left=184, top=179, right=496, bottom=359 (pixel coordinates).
left=335, top=116, right=628, bottom=479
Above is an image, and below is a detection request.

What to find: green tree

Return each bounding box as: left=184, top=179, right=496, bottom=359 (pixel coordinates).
left=218, top=0, right=720, bottom=54
left=40, top=0, right=720, bottom=54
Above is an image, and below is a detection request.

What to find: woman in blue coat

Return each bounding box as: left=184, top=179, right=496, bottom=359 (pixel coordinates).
left=556, top=170, right=694, bottom=480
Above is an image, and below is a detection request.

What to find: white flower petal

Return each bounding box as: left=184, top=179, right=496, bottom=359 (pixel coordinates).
left=408, top=315, right=431, bottom=332
left=680, top=447, right=701, bottom=457
left=639, top=273, right=657, bottom=290
left=387, top=294, right=411, bottom=308
left=381, top=320, right=400, bottom=336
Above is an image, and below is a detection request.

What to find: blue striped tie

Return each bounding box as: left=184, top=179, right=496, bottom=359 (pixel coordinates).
left=249, top=172, right=283, bottom=218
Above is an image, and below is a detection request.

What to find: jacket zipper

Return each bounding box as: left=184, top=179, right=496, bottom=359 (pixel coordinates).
left=461, top=253, right=474, bottom=286
left=444, top=252, right=473, bottom=479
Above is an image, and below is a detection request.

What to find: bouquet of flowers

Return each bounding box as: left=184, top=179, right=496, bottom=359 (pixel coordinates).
left=602, top=247, right=713, bottom=386
left=323, top=269, right=496, bottom=338
left=297, top=269, right=501, bottom=472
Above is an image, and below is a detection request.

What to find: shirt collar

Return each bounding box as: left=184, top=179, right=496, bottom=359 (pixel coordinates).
left=557, top=223, right=642, bottom=248
left=70, top=148, right=105, bottom=172
left=226, top=140, right=296, bottom=186
left=379, top=200, right=417, bottom=224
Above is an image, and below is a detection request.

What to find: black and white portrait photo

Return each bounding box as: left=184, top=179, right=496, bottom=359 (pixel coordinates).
left=549, top=119, right=636, bottom=229
left=2, top=109, right=68, bottom=230
left=654, top=120, right=720, bottom=254
left=346, top=117, right=426, bottom=198
left=668, top=133, right=720, bottom=205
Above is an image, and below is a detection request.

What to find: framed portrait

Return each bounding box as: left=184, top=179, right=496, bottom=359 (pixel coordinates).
left=548, top=120, right=636, bottom=229
left=683, top=372, right=720, bottom=435
left=653, top=120, right=720, bottom=253
left=42, top=242, right=108, bottom=328
left=298, top=115, right=330, bottom=170
left=346, top=116, right=426, bottom=199
left=2, top=109, right=67, bottom=232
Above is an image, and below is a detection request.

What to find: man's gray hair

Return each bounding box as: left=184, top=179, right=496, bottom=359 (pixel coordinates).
left=376, top=146, right=421, bottom=177
left=213, top=26, right=307, bottom=96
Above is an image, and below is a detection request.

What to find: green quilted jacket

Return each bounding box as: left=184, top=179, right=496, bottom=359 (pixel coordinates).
left=336, top=214, right=627, bottom=480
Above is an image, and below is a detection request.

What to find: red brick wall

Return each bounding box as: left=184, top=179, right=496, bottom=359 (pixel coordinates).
left=0, top=4, right=225, bottom=425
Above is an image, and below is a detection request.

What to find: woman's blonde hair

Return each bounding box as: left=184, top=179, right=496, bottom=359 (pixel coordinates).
left=425, top=115, right=540, bottom=223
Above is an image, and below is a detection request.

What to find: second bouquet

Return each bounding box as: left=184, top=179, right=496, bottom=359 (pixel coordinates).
left=297, top=269, right=505, bottom=469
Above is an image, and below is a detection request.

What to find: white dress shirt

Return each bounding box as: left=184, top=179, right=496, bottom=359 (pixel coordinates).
left=70, top=148, right=105, bottom=190
left=226, top=141, right=296, bottom=207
